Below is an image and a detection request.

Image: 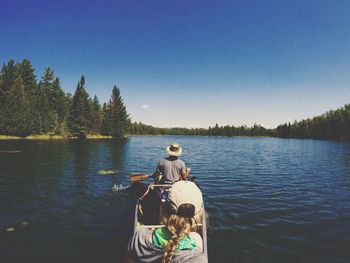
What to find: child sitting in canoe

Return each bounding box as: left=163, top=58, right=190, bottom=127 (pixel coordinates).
left=124, top=181, right=207, bottom=263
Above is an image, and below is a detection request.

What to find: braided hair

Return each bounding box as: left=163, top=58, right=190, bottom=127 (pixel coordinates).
left=161, top=203, right=197, bottom=263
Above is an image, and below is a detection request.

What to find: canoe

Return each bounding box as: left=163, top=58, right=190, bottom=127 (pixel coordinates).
left=133, top=184, right=208, bottom=260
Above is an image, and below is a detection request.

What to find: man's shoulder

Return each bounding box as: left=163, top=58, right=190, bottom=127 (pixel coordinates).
left=175, top=158, right=185, bottom=166
left=160, top=157, right=185, bottom=167
left=159, top=158, right=168, bottom=165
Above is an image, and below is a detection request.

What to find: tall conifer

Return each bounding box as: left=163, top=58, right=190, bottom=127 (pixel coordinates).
left=0, top=60, right=17, bottom=95
left=101, top=103, right=112, bottom=135
left=18, top=59, right=40, bottom=134
left=0, top=61, right=17, bottom=129
left=69, top=75, right=91, bottom=138
left=2, top=75, right=32, bottom=137
left=91, top=95, right=102, bottom=134
left=109, top=85, right=130, bottom=137
left=38, top=67, right=55, bottom=132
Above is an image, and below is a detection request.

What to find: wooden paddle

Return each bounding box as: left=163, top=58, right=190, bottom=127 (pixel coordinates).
left=129, top=173, right=151, bottom=183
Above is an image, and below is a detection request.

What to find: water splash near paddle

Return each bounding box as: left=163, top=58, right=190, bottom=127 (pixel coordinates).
left=112, top=184, right=127, bottom=192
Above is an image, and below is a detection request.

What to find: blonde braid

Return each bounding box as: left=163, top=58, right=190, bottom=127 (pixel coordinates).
left=161, top=214, right=193, bottom=263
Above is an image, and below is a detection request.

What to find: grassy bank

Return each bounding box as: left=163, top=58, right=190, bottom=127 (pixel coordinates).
left=86, top=134, right=113, bottom=139
left=0, top=135, right=22, bottom=140
left=0, top=134, right=113, bottom=140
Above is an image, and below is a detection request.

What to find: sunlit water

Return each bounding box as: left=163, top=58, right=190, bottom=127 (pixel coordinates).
left=0, top=136, right=350, bottom=262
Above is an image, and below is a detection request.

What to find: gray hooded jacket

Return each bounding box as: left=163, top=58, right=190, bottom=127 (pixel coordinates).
left=127, top=228, right=207, bottom=263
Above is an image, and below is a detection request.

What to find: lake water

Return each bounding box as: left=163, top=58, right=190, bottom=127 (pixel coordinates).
left=0, top=136, right=350, bottom=263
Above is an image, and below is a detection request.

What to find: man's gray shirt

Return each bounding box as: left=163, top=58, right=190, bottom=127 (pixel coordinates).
left=156, top=157, right=186, bottom=184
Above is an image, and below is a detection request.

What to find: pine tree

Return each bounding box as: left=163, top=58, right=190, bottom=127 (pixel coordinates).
left=38, top=67, right=55, bottom=133
left=17, top=59, right=36, bottom=94
left=69, top=75, right=91, bottom=139
left=0, top=60, right=17, bottom=96
left=0, top=61, right=18, bottom=131
left=17, top=59, right=40, bottom=134
left=51, top=77, right=67, bottom=133
left=109, top=85, right=130, bottom=137
left=101, top=102, right=112, bottom=136
left=91, top=95, right=102, bottom=134
left=52, top=78, right=62, bottom=113
left=37, top=68, right=69, bottom=134
left=2, top=75, right=32, bottom=137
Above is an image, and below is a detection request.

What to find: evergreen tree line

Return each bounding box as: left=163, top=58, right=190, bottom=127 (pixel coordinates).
left=129, top=106, right=350, bottom=141
left=1, top=59, right=348, bottom=141
left=276, top=104, right=350, bottom=141
left=0, top=59, right=130, bottom=138
left=129, top=122, right=274, bottom=137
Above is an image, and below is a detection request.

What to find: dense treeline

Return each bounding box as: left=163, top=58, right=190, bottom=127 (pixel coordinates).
left=276, top=104, right=350, bottom=141
left=0, top=59, right=130, bottom=138
left=129, top=122, right=274, bottom=137
left=1, top=59, right=349, bottom=141
left=129, top=107, right=350, bottom=141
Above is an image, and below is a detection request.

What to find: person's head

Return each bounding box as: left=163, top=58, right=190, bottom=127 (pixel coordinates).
left=161, top=181, right=203, bottom=263
left=166, top=143, right=182, bottom=157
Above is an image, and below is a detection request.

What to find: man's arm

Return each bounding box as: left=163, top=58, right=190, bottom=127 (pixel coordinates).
left=151, top=161, right=162, bottom=182
left=181, top=167, right=191, bottom=180
left=151, top=171, right=162, bottom=183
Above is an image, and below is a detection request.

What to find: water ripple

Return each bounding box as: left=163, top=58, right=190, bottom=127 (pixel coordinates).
left=1, top=137, right=350, bottom=262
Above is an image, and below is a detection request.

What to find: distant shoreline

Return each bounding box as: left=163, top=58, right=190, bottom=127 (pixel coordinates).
left=1, top=134, right=349, bottom=142
left=0, top=134, right=272, bottom=140
left=0, top=134, right=113, bottom=140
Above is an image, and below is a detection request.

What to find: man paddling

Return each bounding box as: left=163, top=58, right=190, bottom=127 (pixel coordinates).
left=129, top=143, right=192, bottom=223
left=153, top=143, right=191, bottom=184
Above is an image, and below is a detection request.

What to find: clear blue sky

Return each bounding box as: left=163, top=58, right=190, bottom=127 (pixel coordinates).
left=1, top=0, right=350, bottom=128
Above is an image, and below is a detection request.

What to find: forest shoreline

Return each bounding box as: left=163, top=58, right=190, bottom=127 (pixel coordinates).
left=1, top=59, right=349, bottom=142
left=1, top=134, right=349, bottom=142
left=0, top=134, right=113, bottom=140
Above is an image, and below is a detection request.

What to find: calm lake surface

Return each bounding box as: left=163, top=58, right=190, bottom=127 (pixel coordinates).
left=0, top=136, right=350, bottom=263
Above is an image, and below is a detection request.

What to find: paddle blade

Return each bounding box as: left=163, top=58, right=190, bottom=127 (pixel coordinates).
left=129, top=173, right=150, bottom=183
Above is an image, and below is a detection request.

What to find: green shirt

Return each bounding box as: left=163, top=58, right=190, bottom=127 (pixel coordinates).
left=152, top=227, right=197, bottom=251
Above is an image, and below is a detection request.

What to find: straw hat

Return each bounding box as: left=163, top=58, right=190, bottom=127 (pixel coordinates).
left=166, top=143, right=182, bottom=157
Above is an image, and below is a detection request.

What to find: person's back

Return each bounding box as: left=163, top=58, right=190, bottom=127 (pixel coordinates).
left=154, top=143, right=191, bottom=184
left=157, top=156, right=186, bottom=184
